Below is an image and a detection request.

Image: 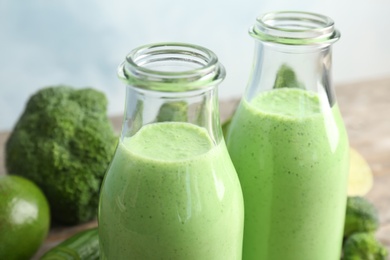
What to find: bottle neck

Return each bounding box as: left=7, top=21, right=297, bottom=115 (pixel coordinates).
left=246, top=41, right=335, bottom=106
left=122, top=82, right=223, bottom=145
left=245, top=11, right=339, bottom=107
left=118, top=42, right=225, bottom=92
left=118, top=42, right=226, bottom=145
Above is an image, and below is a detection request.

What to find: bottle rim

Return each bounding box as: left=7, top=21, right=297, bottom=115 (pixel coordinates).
left=118, top=42, right=226, bottom=92
left=250, top=11, right=340, bottom=46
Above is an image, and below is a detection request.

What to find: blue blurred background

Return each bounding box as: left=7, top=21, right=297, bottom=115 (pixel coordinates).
left=1, top=0, right=389, bottom=131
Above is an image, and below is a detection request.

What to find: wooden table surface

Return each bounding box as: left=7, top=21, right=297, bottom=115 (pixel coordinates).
left=0, top=77, right=389, bottom=258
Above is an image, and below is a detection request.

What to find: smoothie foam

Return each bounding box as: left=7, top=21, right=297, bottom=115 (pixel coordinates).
left=99, top=122, right=243, bottom=259
left=227, top=88, right=349, bottom=260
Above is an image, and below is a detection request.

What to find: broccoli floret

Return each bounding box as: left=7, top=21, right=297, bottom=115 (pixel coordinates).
left=344, top=196, right=379, bottom=238
left=156, top=101, right=188, bottom=122
left=273, top=64, right=304, bottom=89
left=5, top=86, right=117, bottom=225
left=222, top=116, right=232, bottom=140
left=343, top=232, right=388, bottom=260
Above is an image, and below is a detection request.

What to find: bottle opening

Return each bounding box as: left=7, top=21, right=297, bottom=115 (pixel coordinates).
left=250, top=11, right=340, bottom=45
left=118, top=43, right=226, bottom=92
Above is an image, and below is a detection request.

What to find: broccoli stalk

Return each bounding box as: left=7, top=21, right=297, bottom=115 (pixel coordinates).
left=343, top=232, right=388, bottom=260
left=5, top=86, right=117, bottom=225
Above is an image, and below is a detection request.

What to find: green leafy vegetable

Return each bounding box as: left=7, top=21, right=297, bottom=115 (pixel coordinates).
left=6, top=86, right=117, bottom=225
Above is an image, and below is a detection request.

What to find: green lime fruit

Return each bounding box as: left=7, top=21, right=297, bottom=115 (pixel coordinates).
left=0, top=175, right=50, bottom=260
left=348, top=148, right=374, bottom=196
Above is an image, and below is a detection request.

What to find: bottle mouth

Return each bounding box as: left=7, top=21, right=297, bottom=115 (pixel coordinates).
left=250, top=11, right=340, bottom=45
left=118, top=42, right=226, bottom=92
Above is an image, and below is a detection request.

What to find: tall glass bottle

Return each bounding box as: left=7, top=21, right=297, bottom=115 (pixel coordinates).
left=226, top=12, right=349, bottom=260
left=98, top=43, right=244, bottom=259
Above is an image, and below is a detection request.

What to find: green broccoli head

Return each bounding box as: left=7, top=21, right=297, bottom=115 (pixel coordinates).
left=344, top=196, right=379, bottom=238
left=6, top=86, right=117, bottom=225
left=273, top=64, right=304, bottom=89
left=221, top=116, right=232, bottom=140
left=156, top=101, right=188, bottom=122
left=343, top=232, right=388, bottom=260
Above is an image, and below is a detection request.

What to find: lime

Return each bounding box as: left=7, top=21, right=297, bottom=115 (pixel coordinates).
left=347, top=148, right=374, bottom=196
left=0, top=175, right=50, bottom=260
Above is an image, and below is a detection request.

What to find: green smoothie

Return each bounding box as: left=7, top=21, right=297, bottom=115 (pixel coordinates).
left=226, top=88, right=349, bottom=260
left=99, top=122, right=244, bottom=259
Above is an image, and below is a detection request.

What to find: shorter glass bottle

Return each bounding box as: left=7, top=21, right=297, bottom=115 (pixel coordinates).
left=98, top=43, right=244, bottom=259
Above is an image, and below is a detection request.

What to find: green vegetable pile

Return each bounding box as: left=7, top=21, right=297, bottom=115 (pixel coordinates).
left=5, top=85, right=117, bottom=225
left=343, top=196, right=388, bottom=259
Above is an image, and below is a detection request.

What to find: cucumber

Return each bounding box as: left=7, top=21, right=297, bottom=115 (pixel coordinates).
left=40, top=228, right=99, bottom=260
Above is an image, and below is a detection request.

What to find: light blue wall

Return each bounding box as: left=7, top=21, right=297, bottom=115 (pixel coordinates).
left=1, top=0, right=389, bottom=131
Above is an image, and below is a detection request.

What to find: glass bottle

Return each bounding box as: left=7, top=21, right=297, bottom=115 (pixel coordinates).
left=226, top=11, right=349, bottom=260
left=98, top=42, right=244, bottom=259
